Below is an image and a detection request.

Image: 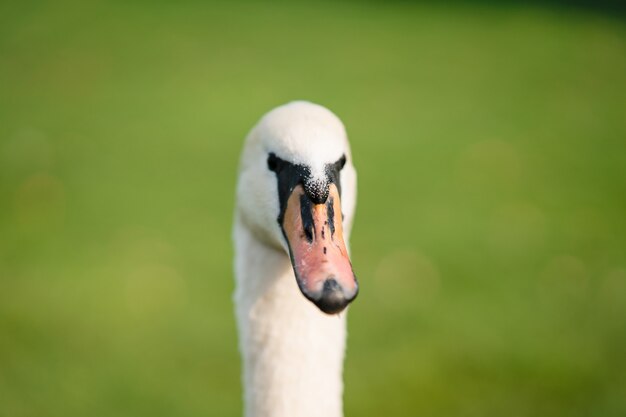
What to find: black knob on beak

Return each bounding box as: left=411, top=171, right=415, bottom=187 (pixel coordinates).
left=303, top=177, right=329, bottom=205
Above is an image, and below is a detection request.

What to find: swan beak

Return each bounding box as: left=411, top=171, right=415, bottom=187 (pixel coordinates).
left=282, top=184, right=358, bottom=314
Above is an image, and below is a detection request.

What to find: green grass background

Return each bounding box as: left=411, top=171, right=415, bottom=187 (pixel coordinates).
left=1, top=1, right=625, bottom=416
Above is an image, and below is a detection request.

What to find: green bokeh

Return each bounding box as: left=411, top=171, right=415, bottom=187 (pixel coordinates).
left=1, top=1, right=625, bottom=416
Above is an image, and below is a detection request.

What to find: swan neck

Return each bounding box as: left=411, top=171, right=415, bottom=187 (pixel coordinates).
left=234, top=217, right=346, bottom=417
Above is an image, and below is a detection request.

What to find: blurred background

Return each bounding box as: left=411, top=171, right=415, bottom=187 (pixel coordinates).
left=1, top=1, right=625, bottom=416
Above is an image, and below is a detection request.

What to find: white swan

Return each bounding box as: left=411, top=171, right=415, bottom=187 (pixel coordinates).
left=233, top=101, right=358, bottom=417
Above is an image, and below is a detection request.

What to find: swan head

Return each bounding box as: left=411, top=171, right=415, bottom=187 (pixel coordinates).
left=237, top=101, right=358, bottom=314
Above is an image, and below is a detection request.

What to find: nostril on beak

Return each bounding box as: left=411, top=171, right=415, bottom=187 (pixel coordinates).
left=313, top=278, right=356, bottom=315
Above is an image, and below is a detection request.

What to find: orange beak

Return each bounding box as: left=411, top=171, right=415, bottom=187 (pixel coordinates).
left=281, top=183, right=358, bottom=314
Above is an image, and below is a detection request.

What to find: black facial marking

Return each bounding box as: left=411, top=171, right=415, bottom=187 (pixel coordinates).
left=324, top=155, right=346, bottom=197
left=299, top=194, right=314, bottom=243
left=267, top=152, right=280, bottom=172
left=326, top=196, right=336, bottom=237
left=323, top=247, right=327, bottom=255
left=268, top=152, right=346, bottom=228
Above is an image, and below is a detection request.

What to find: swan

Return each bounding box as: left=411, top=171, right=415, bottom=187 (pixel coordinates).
left=233, top=101, right=359, bottom=417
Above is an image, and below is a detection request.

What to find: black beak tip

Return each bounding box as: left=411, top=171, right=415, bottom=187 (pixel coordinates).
left=312, top=278, right=358, bottom=315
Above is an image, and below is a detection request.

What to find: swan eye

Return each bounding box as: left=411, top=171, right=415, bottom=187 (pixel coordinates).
left=267, top=152, right=280, bottom=172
